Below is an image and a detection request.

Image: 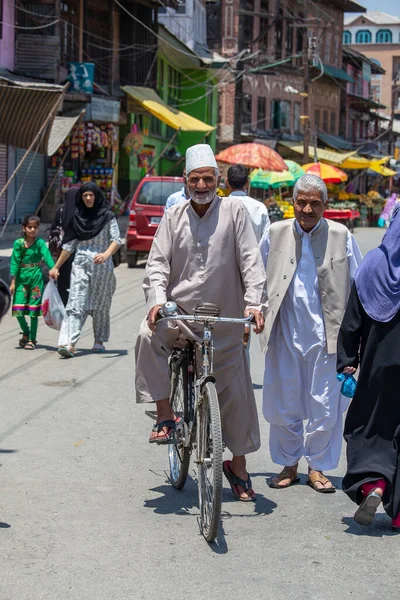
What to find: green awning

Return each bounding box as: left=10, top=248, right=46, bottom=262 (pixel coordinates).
left=320, top=64, right=355, bottom=83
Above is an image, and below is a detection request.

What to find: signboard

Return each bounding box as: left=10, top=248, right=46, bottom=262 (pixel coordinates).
left=85, top=97, right=121, bottom=124
left=68, top=62, right=95, bottom=94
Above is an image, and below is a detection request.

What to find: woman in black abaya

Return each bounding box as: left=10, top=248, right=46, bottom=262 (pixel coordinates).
left=337, top=205, right=400, bottom=531
left=50, top=186, right=79, bottom=305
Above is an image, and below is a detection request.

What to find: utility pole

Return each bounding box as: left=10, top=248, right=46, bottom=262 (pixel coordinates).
left=233, top=0, right=245, bottom=145
left=78, top=0, right=84, bottom=63
left=302, top=0, right=310, bottom=163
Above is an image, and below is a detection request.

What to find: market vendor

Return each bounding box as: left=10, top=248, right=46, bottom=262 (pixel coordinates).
left=259, top=174, right=362, bottom=493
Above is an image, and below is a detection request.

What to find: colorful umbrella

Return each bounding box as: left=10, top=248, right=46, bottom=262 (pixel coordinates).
left=303, top=162, right=348, bottom=184
left=250, top=169, right=295, bottom=189
left=284, top=160, right=305, bottom=181
left=216, top=143, right=287, bottom=172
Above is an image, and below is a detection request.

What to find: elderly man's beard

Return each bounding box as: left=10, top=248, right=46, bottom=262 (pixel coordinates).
left=190, top=188, right=216, bottom=205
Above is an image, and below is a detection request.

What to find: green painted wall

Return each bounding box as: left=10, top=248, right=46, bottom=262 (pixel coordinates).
left=118, top=50, right=219, bottom=195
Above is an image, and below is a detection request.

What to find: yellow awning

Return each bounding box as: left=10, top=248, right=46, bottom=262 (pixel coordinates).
left=369, top=162, right=397, bottom=177
left=278, top=141, right=356, bottom=166
left=340, top=155, right=370, bottom=169
left=122, top=86, right=215, bottom=133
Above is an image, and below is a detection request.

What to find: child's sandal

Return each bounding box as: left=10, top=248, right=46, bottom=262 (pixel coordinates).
left=19, top=333, right=29, bottom=348
left=25, top=341, right=37, bottom=350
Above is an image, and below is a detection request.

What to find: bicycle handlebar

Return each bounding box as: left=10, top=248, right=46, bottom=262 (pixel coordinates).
left=157, top=314, right=255, bottom=325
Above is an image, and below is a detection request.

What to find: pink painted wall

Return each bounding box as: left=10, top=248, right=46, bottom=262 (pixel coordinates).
left=0, top=0, right=15, bottom=70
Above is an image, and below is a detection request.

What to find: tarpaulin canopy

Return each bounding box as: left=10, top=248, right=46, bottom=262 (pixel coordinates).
left=0, top=72, right=64, bottom=152
left=123, top=86, right=215, bottom=133
left=369, top=162, right=397, bottom=177
left=47, top=114, right=83, bottom=156
left=278, top=141, right=357, bottom=166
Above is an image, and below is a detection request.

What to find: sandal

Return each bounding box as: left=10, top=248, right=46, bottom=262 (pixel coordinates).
left=19, top=333, right=29, bottom=348
left=223, top=460, right=256, bottom=502
left=25, top=340, right=36, bottom=350
left=58, top=345, right=75, bottom=358
left=268, top=466, right=300, bottom=489
left=354, top=491, right=382, bottom=526
left=148, top=419, right=176, bottom=445
left=92, top=343, right=105, bottom=353
left=307, top=470, right=336, bottom=494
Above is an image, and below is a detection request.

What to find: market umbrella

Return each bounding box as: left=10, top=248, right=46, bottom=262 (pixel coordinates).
left=284, top=160, right=305, bottom=181
left=303, top=162, right=348, bottom=183
left=216, top=143, right=286, bottom=172
left=250, top=169, right=295, bottom=189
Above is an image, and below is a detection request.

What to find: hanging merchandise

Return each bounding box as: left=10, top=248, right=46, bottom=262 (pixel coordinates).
left=52, top=122, right=119, bottom=203
left=123, top=123, right=143, bottom=157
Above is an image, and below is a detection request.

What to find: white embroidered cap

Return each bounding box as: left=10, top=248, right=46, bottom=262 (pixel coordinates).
left=185, top=144, right=218, bottom=175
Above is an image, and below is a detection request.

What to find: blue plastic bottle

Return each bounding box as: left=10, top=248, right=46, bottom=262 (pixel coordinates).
left=336, top=373, right=357, bottom=398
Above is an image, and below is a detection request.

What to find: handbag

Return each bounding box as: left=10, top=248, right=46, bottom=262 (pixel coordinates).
left=112, top=247, right=121, bottom=268
left=48, top=207, right=64, bottom=260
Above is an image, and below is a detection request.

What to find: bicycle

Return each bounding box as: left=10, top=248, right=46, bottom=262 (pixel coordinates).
left=147, top=301, right=254, bottom=543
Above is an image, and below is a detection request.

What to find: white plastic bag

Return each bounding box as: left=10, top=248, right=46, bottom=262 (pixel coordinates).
left=42, top=280, right=65, bottom=331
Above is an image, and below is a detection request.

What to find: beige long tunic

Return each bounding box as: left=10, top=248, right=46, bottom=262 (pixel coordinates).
left=135, top=196, right=266, bottom=456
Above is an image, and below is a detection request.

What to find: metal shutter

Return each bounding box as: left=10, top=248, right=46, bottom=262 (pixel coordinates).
left=0, top=145, right=7, bottom=220
left=15, top=149, right=46, bottom=222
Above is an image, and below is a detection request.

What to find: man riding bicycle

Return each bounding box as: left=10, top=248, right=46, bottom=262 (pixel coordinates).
left=135, top=144, right=266, bottom=501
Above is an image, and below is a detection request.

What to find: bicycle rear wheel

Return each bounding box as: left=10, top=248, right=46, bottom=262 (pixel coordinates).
left=197, top=381, right=223, bottom=542
left=169, top=351, right=191, bottom=490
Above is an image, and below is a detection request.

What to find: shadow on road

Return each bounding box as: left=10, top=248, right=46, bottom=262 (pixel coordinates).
left=0, top=449, right=17, bottom=454
left=342, top=516, right=399, bottom=537
left=53, top=348, right=129, bottom=358
left=144, top=481, right=198, bottom=517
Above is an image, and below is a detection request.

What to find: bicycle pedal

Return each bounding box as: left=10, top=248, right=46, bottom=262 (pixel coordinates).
left=156, top=438, right=181, bottom=446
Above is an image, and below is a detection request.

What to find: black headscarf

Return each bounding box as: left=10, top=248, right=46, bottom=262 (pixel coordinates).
left=63, top=182, right=115, bottom=244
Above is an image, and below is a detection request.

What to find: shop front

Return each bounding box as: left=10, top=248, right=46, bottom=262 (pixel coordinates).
left=50, top=97, right=121, bottom=216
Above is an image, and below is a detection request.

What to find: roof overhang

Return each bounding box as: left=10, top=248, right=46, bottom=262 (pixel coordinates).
left=158, top=25, right=227, bottom=70
left=123, top=85, right=215, bottom=132
left=0, top=71, right=65, bottom=152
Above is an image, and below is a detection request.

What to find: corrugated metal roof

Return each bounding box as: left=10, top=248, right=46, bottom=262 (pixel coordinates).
left=345, top=11, right=400, bottom=26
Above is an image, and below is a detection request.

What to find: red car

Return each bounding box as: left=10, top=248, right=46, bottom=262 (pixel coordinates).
left=125, top=175, right=184, bottom=267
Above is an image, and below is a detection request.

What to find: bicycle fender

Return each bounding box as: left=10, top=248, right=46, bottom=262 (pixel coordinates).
left=200, top=375, right=216, bottom=391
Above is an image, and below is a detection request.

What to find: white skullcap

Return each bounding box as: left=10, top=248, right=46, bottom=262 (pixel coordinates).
left=185, top=144, right=218, bottom=175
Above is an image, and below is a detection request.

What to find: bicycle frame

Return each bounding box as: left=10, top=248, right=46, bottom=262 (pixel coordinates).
left=159, top=312, right=254, bottom=444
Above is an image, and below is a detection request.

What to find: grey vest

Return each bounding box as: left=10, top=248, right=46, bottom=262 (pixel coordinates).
left=261, top=218, right=350, bottom=355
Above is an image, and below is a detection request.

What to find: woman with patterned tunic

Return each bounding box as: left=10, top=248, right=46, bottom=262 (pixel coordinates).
left=50, top=183, right=121, bottom=358
left=10, top=215, right=55, bottom=349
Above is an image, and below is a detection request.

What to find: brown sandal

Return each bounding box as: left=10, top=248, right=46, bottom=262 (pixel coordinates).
left=268, top=466, right=300, bottom=489
left=307, top=470, right=336, bottom=494
left=19, top=333, right=29, bottom=348
left=25, top=340, right=37, bottom=350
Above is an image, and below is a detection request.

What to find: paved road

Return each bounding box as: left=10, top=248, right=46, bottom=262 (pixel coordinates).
left=1, top=227, right=397, bottom=600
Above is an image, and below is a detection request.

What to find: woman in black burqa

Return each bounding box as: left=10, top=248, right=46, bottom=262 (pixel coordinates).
left=337, top=205, right=400, bottom=531
left=50, top=186, right=79, bottom=305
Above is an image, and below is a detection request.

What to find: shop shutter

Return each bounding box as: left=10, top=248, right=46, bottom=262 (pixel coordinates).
left=15, top=149, right=45, bottom=222
left=0, top=145, right=7, bottom=220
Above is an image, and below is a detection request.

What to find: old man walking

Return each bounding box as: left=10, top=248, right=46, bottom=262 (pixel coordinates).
left=135, top=144, right=266, bottom=501
left=260, top=174, right=362, bottom=492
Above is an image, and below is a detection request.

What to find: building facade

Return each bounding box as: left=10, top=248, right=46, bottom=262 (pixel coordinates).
left=207, top=0, right=364, bottom=151
left=1, top=0, right=217, bottom=221
left=345, top=11, right=400, bottom=120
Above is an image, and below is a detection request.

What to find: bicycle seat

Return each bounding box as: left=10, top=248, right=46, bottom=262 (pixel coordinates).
left=194, top=302, right=221, bottom=318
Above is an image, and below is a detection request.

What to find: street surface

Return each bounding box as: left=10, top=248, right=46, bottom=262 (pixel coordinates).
left=0, top=227, right=397, bottom=600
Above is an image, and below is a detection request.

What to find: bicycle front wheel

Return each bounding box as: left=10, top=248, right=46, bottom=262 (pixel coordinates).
left=169, top=353, right=191, bottom=490
left=197, top=381, right=223, bottom=543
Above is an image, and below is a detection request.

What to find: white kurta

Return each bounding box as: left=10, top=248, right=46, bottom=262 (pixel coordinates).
left=229, top=191, right=270, bottom=243
left=165, top=187, right=187, bottom=211
left=260, top=220, right=362, bottom=471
